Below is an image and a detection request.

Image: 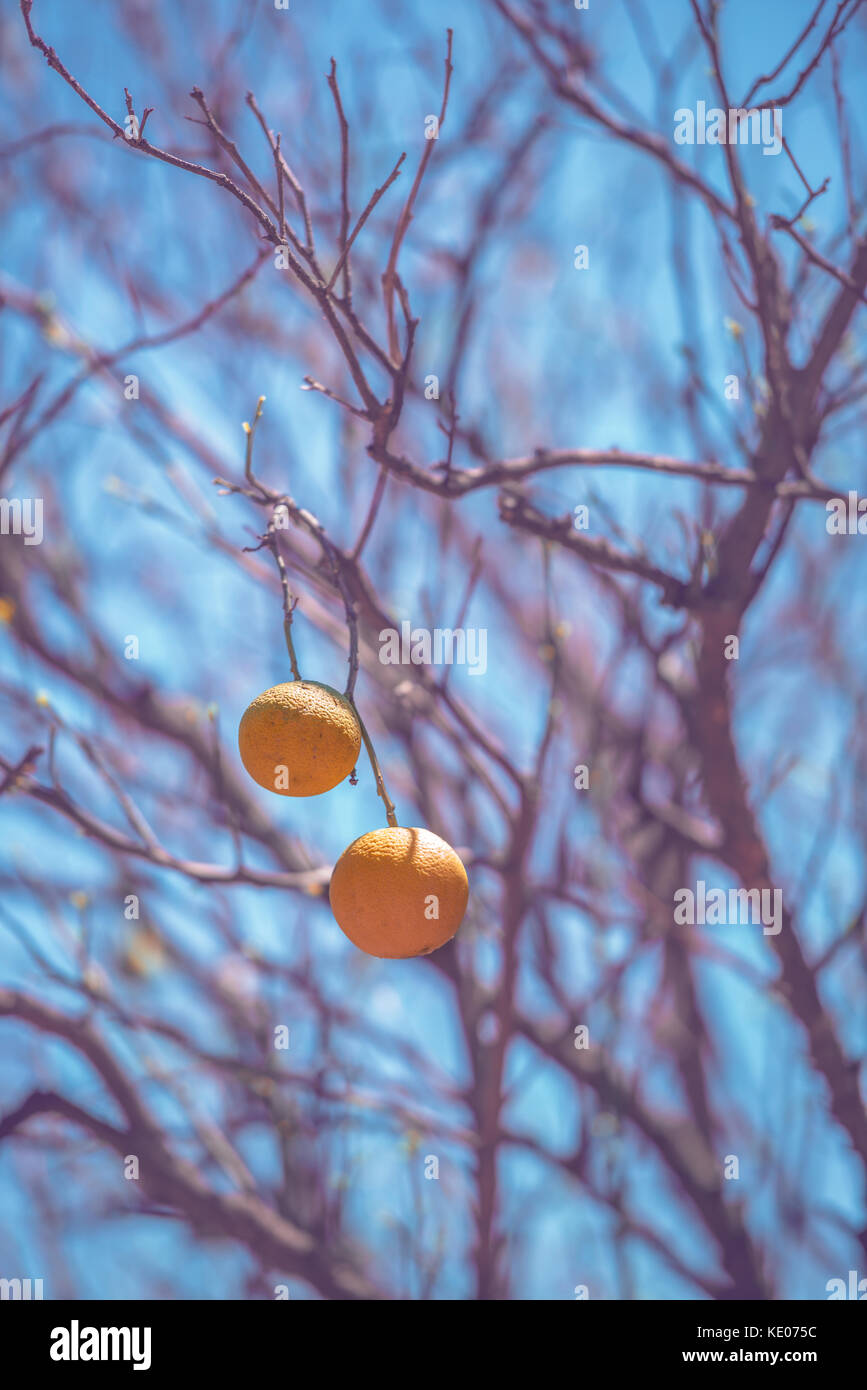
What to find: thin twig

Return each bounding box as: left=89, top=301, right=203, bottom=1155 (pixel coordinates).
left=381, top=29, right=454, bottom=361
left=325, top=152, right=406, bottom=294
left=326, top=59, right=352, bottom=301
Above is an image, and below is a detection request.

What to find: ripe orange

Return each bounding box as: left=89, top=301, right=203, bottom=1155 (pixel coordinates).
left=238, top=680, right=361, bottom=797
left=329, top=826, right=469, bottom=958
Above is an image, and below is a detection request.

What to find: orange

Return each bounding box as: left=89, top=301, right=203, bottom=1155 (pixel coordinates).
left=329, top=826, right=469, bottom=958
left=238, top=681, right=361, bottom=796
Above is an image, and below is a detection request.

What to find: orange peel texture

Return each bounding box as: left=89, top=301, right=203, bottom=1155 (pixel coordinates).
left=329, top=826, right=469, bottom=958
left=238, top=681, right=361, bottom=797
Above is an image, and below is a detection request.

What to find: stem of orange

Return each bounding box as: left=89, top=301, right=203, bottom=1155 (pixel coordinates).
left=267, top=533, right=302, bottom=681
left=352, top=703, right=398, bottom=827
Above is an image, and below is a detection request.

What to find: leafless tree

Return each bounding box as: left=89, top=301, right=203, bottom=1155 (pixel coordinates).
left=1, top=0, right=866, bottom=1299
